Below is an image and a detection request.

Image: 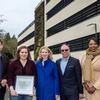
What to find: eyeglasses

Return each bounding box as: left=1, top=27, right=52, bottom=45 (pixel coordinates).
left=61, top=49, right=69, bottom=52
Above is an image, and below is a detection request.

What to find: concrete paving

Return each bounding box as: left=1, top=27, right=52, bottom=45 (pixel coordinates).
left=5, top=91, right=10, bottom=100
left=5, top=92, right=86, bottom=100
left=4, top=92, right=36, bottom=100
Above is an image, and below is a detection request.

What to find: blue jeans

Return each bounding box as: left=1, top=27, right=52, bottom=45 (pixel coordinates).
left=10, top=95, right=32, bottom=100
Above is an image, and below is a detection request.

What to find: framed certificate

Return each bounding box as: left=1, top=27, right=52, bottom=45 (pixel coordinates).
left=15, top=76, right=34, bottom=95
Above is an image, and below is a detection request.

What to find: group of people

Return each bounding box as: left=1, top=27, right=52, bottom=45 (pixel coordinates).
left=0, top=37, right=100, bottom=100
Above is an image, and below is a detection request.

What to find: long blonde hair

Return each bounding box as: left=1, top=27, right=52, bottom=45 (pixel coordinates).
left=38, top=46, right=53, bottom=60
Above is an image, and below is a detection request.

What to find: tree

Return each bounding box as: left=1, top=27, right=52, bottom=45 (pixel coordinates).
left=4, top=32, right=10, bottom=41
left=2, top=33, right=17, bottom=60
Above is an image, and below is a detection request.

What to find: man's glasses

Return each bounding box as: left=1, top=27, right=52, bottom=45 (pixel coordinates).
left=61, top=49, right=69, bottom=52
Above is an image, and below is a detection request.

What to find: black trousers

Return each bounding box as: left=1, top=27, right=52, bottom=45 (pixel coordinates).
left=0, top=85, right=6, bottom=100
left=61, top=93, right=79, bottom=100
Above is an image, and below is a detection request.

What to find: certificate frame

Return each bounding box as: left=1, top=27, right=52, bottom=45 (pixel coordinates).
left=15, top=75, right=34, bottom=95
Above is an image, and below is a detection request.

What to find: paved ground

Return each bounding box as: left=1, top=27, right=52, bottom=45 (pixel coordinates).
left=5, top=92, right=85, bottom=100
left=5, top=92, right=10, bottom=100
left=4, top=92, right=36, bottom=100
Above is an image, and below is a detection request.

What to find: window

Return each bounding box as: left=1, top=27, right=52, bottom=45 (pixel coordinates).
left=49, top=33, right=100, bottom=54
left=46, top=0, right=50, bottom=4
left=47, top=1, right=99, bottom=37
left=28, top=44, right=34, bottom=51
left=47, top=20, right=65, bottom=37
left=18, top=31, right=35, bottom=46
left=47, top=0, right=74, bottom=19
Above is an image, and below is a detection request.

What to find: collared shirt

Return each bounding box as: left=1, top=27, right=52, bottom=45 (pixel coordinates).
left=60, top=57, right=69, bottom=75
left=42, top=59, right=48, bottom=67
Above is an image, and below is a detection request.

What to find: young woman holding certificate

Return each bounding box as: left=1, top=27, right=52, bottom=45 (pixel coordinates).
left=8, top=46, right=37, bottom=100
left=36, top=46, right=60, bottom=100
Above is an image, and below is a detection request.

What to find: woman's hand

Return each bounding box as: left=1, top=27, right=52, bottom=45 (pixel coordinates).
left=55, top=95, right=60, bottom=100
left=10, top=86, right=18, bottom=96
left=83, top=82, right=96, bottom=94
left=89, top=86, right=96, bottom=94
left=10, top=89, right=17, bottom=96
left=1, top=79, right=7, bottom=87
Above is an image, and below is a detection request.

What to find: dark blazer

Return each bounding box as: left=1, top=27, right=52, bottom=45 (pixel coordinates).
left=56, top=56, right=83, bottom=95
left=0, top=54, right=9, bottom=94
left=1, top=54, right=9, bottom=80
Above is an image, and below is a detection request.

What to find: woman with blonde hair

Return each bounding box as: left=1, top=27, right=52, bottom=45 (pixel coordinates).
left=81, top=37, right=100, bottom=100
left=36, top=46, right=60, bottom=100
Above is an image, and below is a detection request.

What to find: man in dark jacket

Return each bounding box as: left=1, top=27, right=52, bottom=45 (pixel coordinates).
left=56, top=43, right=83, bottom=100
left=0, top=39, right=9, bottom=100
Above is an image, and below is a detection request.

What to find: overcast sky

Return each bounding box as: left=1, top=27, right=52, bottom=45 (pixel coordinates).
left=0, top=0, right=41, bottom=37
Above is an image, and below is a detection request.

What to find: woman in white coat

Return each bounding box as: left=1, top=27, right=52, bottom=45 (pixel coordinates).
left=81, top=37, right=100, bottom=100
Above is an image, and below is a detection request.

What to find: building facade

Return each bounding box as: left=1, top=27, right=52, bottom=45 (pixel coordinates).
left=18, top=21, right=35, bottom=60
left=17, top=1, right=44, bottom=60
left=34, top=1, right=44, bottom=60
left=45, top=0, right=100, bottom=60
left=18, top=0, right=100, bottom=61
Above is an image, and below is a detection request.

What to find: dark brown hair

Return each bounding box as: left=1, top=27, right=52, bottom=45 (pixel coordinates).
left=16, top=46, right=31, bottom=60
left=88, top=37, right=99, bottom=46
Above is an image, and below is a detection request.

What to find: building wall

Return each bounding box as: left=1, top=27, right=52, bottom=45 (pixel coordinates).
left=18, top=23, right=35, bottom=42
left=46, top=15, right=100, bottom=46
left=17, top=1, right=44, bottom=60
left=45, top=0, right=96, bottom=30
left=45, top=0, right=100, bottom=60
left=34, top=1, right=44, bottom=60
left=18, top=38, right=34, bottom=47
left=17, top=0, right=100, bottom=61
left=18, top=22, right=35, bottom=60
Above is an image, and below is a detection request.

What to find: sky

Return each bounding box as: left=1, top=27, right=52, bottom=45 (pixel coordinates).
left=0, top=0, right=41, bottom=37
